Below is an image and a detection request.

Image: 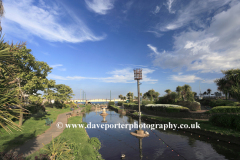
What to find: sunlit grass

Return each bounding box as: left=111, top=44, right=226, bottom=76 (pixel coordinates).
left=26, top=116, right=103, bottom=160
left=0, top=107, right=71, bottom=152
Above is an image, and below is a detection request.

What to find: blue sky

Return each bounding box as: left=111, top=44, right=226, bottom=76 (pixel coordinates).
left=2, top=0, right=240, bottom=100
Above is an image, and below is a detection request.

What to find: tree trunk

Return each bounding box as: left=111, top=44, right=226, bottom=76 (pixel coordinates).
left=19, top=109, right=23, bottom=126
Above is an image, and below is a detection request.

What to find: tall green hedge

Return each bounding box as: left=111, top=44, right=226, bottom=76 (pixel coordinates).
left=209, top=114, right=240, bottom=131
left=145, top=106, right=189, bottom=113
left=200, top=99, right=238, bottom=107
left=206, top=106, right=240, bottom=113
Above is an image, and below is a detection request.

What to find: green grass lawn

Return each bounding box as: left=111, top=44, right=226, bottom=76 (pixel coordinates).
left=0, top=107, right=71, bottom=152
left=132, top=112, right=240, bottom=137
left=26, top=116, right=103, bottom=160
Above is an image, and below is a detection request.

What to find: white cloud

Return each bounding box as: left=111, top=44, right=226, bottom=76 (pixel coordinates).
left=164, top=0, right=175, bottom=14
left=202, top=79, right=216, bottom=84
left=147, top=44, right=160, bottom=55
left=48, top=67, right=158, bottom=83
left=169, top=74, right=202, bottom=83
left=150, top=1, right=240, bottom=73
left=2, top=0, right=105, bottom=43
left=85, top=0, right=114, bottom=15
left=50, top=64, right=63, bottom=68
left=153, top=6, right=161, bottom=14
left=146, top=31, right=163, bottom=38
left=159, top=0, right=231, bottom=31
left=50, top=64, right=66, bottom=71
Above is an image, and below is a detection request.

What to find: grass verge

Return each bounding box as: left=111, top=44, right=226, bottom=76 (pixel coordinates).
left=26, top=116, right=103, bottom=160
left=0, top=107, right=71, bottom=152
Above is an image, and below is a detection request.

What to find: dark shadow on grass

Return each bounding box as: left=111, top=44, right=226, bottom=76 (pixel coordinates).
left=32, top=113, right=51, bottom=121
left=1, top=130, right=37, bottom=154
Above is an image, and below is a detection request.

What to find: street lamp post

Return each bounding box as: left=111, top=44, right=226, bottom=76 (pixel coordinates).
left=134, top=68, right=142, bottom=129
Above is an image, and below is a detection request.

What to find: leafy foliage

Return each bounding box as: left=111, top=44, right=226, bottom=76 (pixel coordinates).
left=209, top=114, right=240, bottom=131
left=117, top=101, right=124, bottom=106
left=88, top=137, right=101, bottom=150
left=176, top=101, right=201, bottom=111
left=215, top=69, right=240, bottom=100
left=206, top=106, right=240, bottom=113
left=0, top=152, right=24, bottom=160
left=42, top=136, right=73, bottom=160
left=145, top=105, right=189, bottom=113
left=108, top=101, right=115, bottom=106
left=54, top=84, right=74, bottom=103
left=143, top=89, right=160, bottom=101
left=126, top=92, right=134, bottom=102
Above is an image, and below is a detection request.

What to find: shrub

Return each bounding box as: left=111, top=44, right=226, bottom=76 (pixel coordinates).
left=0, top=152, right=24, bottom=160
left=117, top=101, right=124, bottom=106
left=88, top=137, right=101, bottom=150
left=202, top=99, right=237, bottom=107
left=44, top=102, right=54, bottom=108
left=54, top=101, right=63, bottom=109
left=209, top=114, right=240, bottom=131
left=176, top=101, right=201, bottom=111
left=42, top=136, right=73, bottom=160
left=206, top=106, right=240, bottom=113
left=65, top=104, right=70, bottom=108
left=142, top=100, right=155, bottom=106
left=34, top=154, right=50, bottom=160
left=25, top=103, right=46, bottom=114
left=144, top=104, right=189, bottom=113
left=32, top=109, right=47, bottom=118
left=108, top=101, right=115, bottom=107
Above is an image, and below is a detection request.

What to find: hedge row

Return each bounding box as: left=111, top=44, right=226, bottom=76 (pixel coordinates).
left=199, top=99, right=239, bottom=107
left=176, top=101, right=201, bottom=111
left=206, top=106, right=240, bottom=113
left=209, top=114, right=240, bottom=131
left=145, top=106, right=189, bottom=113
left=108, top=101, right=115, bottom=106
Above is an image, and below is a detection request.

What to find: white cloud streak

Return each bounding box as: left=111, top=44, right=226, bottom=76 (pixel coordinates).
left=50, top=64, right=63, bottom=68
left=146, top=31, right=163, bottom=38
left=48, top=67, right=158, bottom=83
left=169, top=74, right=201, bottom=83
left=2, top=0, right=105, bottom=43
left=169, top=74, right=216, bottom=83
left=150, top=1, right=240, bottom=73
left=85, top=0, right=114, bottom=15
left=153, top=6, right=161, bottom=14
left=164, top=0, right=175, bottom=14
left=160, top=0, right=231, bottom=31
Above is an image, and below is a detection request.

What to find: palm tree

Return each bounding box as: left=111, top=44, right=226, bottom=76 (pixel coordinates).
left=182, top=84, right=191, bottom=101
left=165, top=89, right=171, bottom=95
left=0, top=0, right=4, bottom=34
left=215, top=78, right=229, bottom=99
left=118, top=94, right=123, bottom=100
left=207, top=89, right=211, bottom=98
left=203, top=91, right=207, bottom=97
left=176, top=86, right=182, bottom=101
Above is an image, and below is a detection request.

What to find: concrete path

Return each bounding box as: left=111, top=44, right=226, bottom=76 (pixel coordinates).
left=10, top=108, right=82, bottom=157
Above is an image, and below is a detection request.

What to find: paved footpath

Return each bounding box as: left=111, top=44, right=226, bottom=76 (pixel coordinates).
left=10, top=108, right=82, bottom=157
